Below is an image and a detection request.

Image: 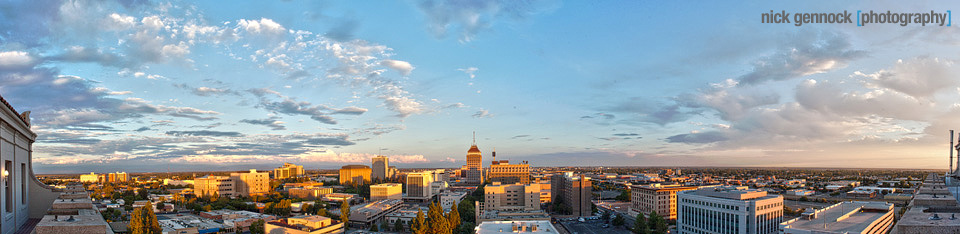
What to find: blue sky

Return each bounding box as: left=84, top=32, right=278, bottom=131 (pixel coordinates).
left=2, top=0, right=959, bottom=173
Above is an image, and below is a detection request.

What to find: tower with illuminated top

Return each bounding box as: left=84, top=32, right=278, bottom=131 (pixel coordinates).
left=465, top=132, right=484, bottom=185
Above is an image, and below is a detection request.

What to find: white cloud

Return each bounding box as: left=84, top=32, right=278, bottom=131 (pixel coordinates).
left=237, top=18, right=286, bottom=36
left=458, top=67, right=478, bottom=78
left=0, top=51, right=38, bottom=70
left=105, top=13, right=136, bottom=31
left=858, top=57, right=957, bottom=99
left=380, top=59, right=415, bottom=76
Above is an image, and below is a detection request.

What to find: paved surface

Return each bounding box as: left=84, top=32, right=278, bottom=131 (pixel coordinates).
left=561, top=220, right=632, bottom=234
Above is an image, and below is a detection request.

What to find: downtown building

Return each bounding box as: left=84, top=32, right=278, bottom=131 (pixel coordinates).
left=193, top=169, right=270, bottom=198
left=630, top=183, right=700, bottom=220
left=780, top=201, right=894, bottom=234
left=677, top=186, right=783, bottom=234
left=487, top=156, right=531, bottom=185
left=462, top=142, right=485, bottom=185
left=476, top=182, right=549, bottom=222
left=339, top=165, right=371, bottom=185
left=371, top=156, right=392, bottom=181
left=273, top=163, right=304, bottom=179
left=405, top=170, right=441, bottom=202
left=550, top=172, right=593, bottom=217
left=370, top=183, right=402, bottom=201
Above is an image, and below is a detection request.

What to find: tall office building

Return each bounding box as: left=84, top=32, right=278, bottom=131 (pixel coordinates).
left=339, top=165, right=372, bottom=185
left=194, top=175, right=235, bottom=198
left=273, top=163, right=304, bottom=179
left=371, top=156, right=389, bottom=181
left=488, top=160, right=531, bottom=184
left=677, top=186, right=783, bottom=234
left=630, top=183, right=699, bottom=220
left=464, top=137, right=484, bottom=185
left=406, top=171, right=436, bottom=199
left=232, top=169, right=270, bottom=196
left=79, top=172, right=99, bottom=183
left=370, top=183, right=402, bottom=201
left=550, top=172, right=592, bottom=217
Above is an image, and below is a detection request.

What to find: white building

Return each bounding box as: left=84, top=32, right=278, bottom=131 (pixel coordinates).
left=0, top=95, right=58, bottom=234
left=475, top=220, right=560, bottom=234
left=677, top=186, right=783, bottom=234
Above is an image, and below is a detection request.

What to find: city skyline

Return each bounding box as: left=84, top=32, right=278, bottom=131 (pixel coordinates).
left=2, top=0, right=960, bottom=174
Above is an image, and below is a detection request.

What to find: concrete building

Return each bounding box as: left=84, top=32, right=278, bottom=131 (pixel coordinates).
left=200, top=209, right=277, bottom=232
left=266, top=215, right=345, bottom=234
left=551, top=172, right=593, bottom=217
left=289, top=187, right=334, bottom=199
left=891, top=173, right=960, bottom=233
left=629, top=183, right=699, bottom=220
left=482, top=182, right=541, bottom=212
left=34, top=184, right=108, bottom=234
left=487, top=160, right=531, bottom=184
left=370, top=183, right=402, bottom=201
left=780, top=201, right=894, bottom=234
left=677, top=186, right=783, bottom=234
left=322, top=193, right=361, bottom=204
left=79, top=172, right=99, bottom=183
left=371, top=156, right=390, bottom=181
left=274, top=163, right=305, bottom=179
left=440, top=192, right=468, bottom=210
left=193, top=169, right=270, bottom=198
left=475, top=220, right=560, bottom=234
left=344, top=199, right=404, bottom=228
left=339, top=165, right=371, bottom=185
left=406, top=171, right=436, bottom=200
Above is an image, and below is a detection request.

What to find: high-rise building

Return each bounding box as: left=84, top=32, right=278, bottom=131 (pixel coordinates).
left=370, top=183, right=402, bottom=201
left=464, top=141, right=484, bottom=185
left=371, top=156, right=389, bottom=181
left=405, top=171, right=435, bottom=199
left=339, top=165, right=371, bottom=185
left=193, top=169, right=270, bottom=198
left=482, top=182, right=541, bottom=212
left=677, top=186, right=783, bottom=234
left=780, top=201, right=894, bottom=234
left=273, top=163, right=304, bottom=179
left=79, top=172, right=99, bottom=183
left=630, top=183, right=699, bottom=220
left=487, top=160, right=531, bottom=184
left=551, top=172, right=593, bottom=217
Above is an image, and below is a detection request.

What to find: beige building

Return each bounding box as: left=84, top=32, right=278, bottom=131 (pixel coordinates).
left=487, top=160, right=531, bottom=184
left=266, top=215, right=344, bottom=234
left=193, top=169, right=270, bottom=198
left=482, top=182, right=541, bottom=212
left=371, top=156, right=390, bottom=181
left=463, top=141, right=484, bottom=185
left=551, top=172, right=592, bottom=217
left=630, top=183, right=699, bottom=220
left=370, top=183, right=402, bottom=201
left=677, top=186, right=783, bottom=234
left=274, top=163, right=305, bottom=179
left=289, top=187, right=334, bottom=199
left=79, top=172, right=99, bottom=183
left=405, top=171, right=435, bottom=199
left=339, top=165, right=371, bottom=185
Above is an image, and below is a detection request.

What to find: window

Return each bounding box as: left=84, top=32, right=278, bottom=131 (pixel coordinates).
left=20, top=163, right=25, bottom=204
left=4, top=160, right=11, bottom=213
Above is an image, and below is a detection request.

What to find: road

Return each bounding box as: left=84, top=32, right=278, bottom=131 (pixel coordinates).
left=561, top=220, right=632, bottom=234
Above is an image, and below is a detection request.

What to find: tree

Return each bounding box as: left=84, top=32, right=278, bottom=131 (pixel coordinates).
left=448, top=202, right=462, bottom=232
left=128, top=208, right=145, bottom=234
left=428, top=201, right=452, bottom=234
left=128, top=202, right=161, bottom=234
left=413, top=208, right=428, bottom=234
left=458, top=199, right=475, bottom=223
left=381, top=220, right=390, bottom=232
left=370, top=223, right=379, bottom=231
left=648, top=211, right=667, bottom=234
left=249, top=219, right=265, bottom=234
left=633, top=213, right=648, bottom=234
left=340, top=201, right=351, bottom=225
left=616, top=189, right=631, bottom=201
left=144, top=202, right=161, bottom=234
left=612, top=215, right=625, bottom=227
left=395, top=218, right=404, bottom=232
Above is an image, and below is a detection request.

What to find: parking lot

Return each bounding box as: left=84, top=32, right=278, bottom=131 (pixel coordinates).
left=560, top=220, right=633, bottom=234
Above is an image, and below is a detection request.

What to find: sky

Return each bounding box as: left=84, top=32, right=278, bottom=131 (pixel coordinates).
left=2, top=0, right=960, bottom=173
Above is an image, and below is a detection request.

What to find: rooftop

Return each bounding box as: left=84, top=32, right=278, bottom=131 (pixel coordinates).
left=475, top=221, right=559, bottom=234
left=687, top=186, right=777, bottom=200
left=781, top=201, right=893, bottom=232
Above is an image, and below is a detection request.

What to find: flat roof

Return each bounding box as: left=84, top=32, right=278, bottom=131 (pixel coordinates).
left=782, top=202, right=892, bottom=232
left=475, top=221, right=559, bottom=234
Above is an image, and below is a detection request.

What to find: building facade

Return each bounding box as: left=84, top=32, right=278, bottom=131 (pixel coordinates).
left=266, top=215, right=344, bottom=234
left=0, top=95, right=61, bottom=234
left=371, top=156, right=390, bottom=181
left=339, top=165, right=371, bottom=185
left=193, top=169, right=270, bottom=198
left=274, top=163, right=305, bottom=179
left=677, top=186, right=783, bottom=234
left=487, top=160, right=531, bottom=184
left=79, top=172, right=99, bottom=183
left=551, top=172, right=592, bottom=217
left=630, top=183, right=699, bottom=220
left=483, top=182, right=541, bottom=212
left=405, top=171, right=435, bottom=199
left=370, top=183, right=402, bottom=201
left=464, top=144, right=484, bottom=185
